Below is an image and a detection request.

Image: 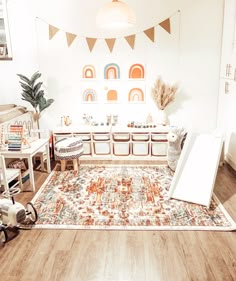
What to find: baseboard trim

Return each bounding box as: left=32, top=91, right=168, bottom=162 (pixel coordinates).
left=225, top=153, right=236, bottom=171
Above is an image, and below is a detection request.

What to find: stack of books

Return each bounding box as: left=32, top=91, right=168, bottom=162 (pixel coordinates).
left=8, top=125, right=23, bottom=151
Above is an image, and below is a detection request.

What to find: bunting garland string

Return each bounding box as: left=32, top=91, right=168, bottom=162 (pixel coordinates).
left=36, top=10, right=180, bottom=52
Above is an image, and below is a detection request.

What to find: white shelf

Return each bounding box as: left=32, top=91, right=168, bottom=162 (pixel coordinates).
left=53, top=125, right=169, bottom=161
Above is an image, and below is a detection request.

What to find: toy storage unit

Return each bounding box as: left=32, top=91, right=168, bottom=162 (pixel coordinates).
left=52, top=125, right=169, bottom=161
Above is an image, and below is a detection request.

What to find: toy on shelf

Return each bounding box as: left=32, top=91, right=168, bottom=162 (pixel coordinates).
left=82, top=114, right=93, bottom=125
left=61, top=116, right=72, bottom=127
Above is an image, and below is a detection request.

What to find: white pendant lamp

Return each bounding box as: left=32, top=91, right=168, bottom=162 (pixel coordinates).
left=96, top=0, right=136, bottom=29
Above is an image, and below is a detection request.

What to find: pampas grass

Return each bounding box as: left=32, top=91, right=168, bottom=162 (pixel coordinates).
left=151, top=76, right=178, bottom=110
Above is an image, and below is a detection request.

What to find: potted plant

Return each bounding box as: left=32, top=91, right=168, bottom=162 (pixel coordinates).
left=17, top=71, right=54, bottom=129
left=151, top=76, right=178, bottom=125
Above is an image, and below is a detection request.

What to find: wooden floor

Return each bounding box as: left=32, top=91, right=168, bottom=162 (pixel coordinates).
left=0, top=161, right=236, bottom=281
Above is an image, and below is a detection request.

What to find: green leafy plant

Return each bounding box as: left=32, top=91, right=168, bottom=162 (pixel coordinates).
left=17, top=71, right=54, bottom=128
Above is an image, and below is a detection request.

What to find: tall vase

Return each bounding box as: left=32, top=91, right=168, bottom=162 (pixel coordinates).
left=157, top=109, right=168, bottom=125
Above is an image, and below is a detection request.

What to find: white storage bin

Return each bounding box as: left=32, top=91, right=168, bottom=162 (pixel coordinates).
left=73, top=133, right=91, bottom=155
left=132, top=133, right=149, bottom=141
left=94, top=142, right=111, bottom=154
left=53, top=133, right=73, bottom=142
left=93, top=133, right=110, bottom=141
left=82, top=142, right=91, bottom=155
left=113, top=143, right=130, bottom=156
left=74, top=133, right=91, bottom=141
left=132, top=142, right=149, bottom=156
left=113, top=133, right=130, bottom=141
left=151, top=142, right=168, bottom=156
left=151, top=133, right=168, bottom=141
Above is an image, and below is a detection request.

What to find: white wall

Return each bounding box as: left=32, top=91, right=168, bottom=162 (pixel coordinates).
left=0, top=0, right=224, bottom=132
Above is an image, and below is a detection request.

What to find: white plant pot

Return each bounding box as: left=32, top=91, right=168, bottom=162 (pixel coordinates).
left=157, top=109, right=168, bottom=125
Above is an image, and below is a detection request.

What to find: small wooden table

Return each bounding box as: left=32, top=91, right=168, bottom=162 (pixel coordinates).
left=0, top=138, right=51, bottom=192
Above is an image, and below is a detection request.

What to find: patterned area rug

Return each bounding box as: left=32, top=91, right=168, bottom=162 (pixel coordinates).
left=32, top=165, right=236, bottom=231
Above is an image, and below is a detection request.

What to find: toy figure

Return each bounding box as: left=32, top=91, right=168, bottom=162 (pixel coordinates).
left=167, top=127, right=187, bottom=171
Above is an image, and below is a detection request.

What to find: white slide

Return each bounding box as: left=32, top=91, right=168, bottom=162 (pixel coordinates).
left=168, top=131, right=224, bottom=208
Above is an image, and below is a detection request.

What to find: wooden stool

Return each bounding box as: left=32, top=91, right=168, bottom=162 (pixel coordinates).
left=60, top=158, right=80, bottom=171
left=54, top=137, right=84, bottom=171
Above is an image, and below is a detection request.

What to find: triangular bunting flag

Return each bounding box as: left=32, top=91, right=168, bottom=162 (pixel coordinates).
left=144, top=27, right=155, bottom=42
left=124, top=34, right=136, bottom=49
left=66, top=32, right=77, bottom=47
left=105, top=38, right=116, bottom=52
left=49, top=25, right=59, bottom=40
left=159, top=18, right=171, bottom=34
left=86, top=38, right=97, bottom=52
